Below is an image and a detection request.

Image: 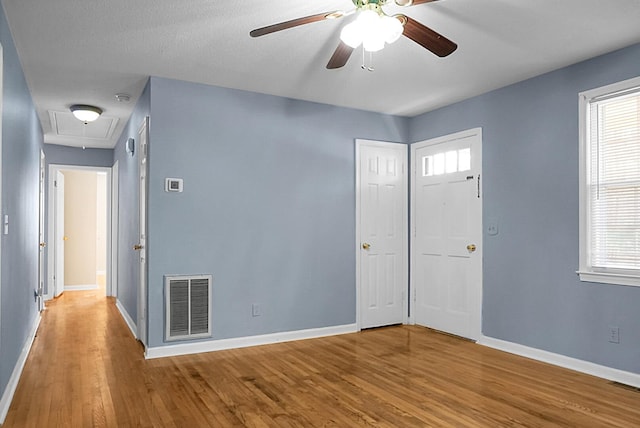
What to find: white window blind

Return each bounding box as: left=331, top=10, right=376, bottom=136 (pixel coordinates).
left=587, top=88, right=640, bottom=271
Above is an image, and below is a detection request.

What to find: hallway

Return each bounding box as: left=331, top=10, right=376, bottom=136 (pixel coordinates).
left=4, top=290, right=640, bottom=427
left=4, top=288, right=147, bottom=427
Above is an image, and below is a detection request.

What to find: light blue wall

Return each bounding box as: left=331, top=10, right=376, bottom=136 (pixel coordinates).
left=0, top=4, right=43, bottom=402
left=409, top=43, right=640, bottom=374
left=114, top=81, right=150, bottom=326
left=146, top=77, right=408, bottom=347
left=44, top=144, right=113, bottom=168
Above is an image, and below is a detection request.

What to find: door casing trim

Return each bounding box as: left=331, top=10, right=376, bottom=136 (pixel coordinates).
left=46, top=164, right=114, bottom=300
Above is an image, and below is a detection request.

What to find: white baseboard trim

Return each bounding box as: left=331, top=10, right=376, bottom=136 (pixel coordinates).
left=145, top=323, right=358, bottom=359
left=115, top=299, right=137, bottom=340
left=64, top=284, right=98, bottom=291
left=478, top=336, right=640, bottom=388
left=0, top=314, right=41, bottom=424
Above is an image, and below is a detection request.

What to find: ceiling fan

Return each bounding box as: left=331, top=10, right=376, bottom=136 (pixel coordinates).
left=250, top=0, right=457, bottom=70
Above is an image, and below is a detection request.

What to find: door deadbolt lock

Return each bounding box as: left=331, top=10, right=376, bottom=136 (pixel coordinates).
left=362, top=243, right=371, bottom=250
left=466, top=244, right=477, bottom=252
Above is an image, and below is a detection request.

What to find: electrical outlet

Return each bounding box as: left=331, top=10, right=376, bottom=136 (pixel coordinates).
left=609, top=326, right=620, bottom=344
left=252, top=303, right=261, bottom=317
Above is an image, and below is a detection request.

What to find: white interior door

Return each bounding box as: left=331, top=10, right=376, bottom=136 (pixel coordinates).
left=411, top=128, right=482, bottom=340
left=136, top=117, right=149, bottom=346
left=54, top=170, right=65, bottom=297
left=357, top=140, right=407, bottom=329
left=38, top=150, right=46, bottom=310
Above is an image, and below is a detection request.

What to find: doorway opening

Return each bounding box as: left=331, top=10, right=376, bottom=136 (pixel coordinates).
left=46, top=165, right=114, bottom=301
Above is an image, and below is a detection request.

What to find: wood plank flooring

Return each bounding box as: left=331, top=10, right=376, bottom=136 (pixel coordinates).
left=4, top=288, right=640, bottom=427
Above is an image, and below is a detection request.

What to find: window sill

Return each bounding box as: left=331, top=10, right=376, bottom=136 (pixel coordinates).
left=577, top=271, right=640, bottom=287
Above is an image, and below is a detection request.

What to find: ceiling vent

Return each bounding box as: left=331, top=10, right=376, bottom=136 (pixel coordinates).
left=48, top=110, right=119, bottom=140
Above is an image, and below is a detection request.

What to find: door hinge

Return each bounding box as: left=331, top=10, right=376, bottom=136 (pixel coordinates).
left=477, top=174, right=481, bottom=198
left=54, top=180, right=57, bottom=187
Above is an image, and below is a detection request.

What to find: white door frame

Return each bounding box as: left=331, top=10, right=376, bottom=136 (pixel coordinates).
left=46, top=164, right=115, bottom=299
left=111, top=161, right=119, bottom=299
left=137, top=117, right=150, bottom=346
left=355, top=139, right=409, bottom=330
left=38, top=150, right=46, bottom=310
left=409, top=128, right=483, bottom=339
left=0, top=43, right=4, bottom=345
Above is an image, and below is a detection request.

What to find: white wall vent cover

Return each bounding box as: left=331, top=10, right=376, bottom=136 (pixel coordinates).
left=165, top=274, right=212, bottom=342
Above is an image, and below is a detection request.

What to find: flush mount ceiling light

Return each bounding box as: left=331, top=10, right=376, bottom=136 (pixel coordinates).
left=70, top=104, right=103, bottom=122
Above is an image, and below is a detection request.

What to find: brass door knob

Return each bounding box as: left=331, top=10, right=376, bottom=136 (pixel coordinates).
left=63, top=236, right=69, bottom=241
left=39, top=242, right=47, bottom=248
left=133, top=244, right=144, bottom=251
left=362, top=243, right=371, bottom=250
left=466, top=244, right=477, bottom=252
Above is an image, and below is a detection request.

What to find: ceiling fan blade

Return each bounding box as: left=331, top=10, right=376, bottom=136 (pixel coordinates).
left=396, top=0, right=438, bottom=6
left=399, top=16, right=457, bottom=57
left=250, top=11, right=345, bottom=37
left=326, top=42, right=354, bottom=69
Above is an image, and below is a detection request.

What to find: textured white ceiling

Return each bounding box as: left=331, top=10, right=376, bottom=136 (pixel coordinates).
left=2, top=0, right=640, bottom=149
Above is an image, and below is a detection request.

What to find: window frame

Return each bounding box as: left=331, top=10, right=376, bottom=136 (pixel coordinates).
left=578, top=76, right=640, bottom=287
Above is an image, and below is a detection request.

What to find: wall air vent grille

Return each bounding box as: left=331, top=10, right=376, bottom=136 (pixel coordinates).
left=165, top=275, right=212, bottom=341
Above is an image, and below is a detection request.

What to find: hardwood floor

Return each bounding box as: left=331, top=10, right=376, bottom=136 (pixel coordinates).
left=4, top=290, right=640, bottom=427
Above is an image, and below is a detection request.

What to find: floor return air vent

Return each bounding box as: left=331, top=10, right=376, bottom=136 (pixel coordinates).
left=165, top=274, right=212, bottom=341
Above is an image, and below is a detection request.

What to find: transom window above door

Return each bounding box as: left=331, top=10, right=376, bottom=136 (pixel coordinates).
left=422, top=148, right=471, bottom=176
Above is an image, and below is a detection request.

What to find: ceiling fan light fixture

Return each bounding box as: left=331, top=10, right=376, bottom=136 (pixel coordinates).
left=382, top=15, right=404, bottom=43
left=339, top=9, right=403, bottom=52
left=363, top=34, right=385, bottom=53
left=70, top=104, right=102, bottom=122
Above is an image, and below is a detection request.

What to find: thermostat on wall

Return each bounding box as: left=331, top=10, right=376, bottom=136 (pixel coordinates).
left=165, top=178, right=183, bottom=193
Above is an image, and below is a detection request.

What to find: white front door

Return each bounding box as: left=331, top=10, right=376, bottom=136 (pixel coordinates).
left=411, top=128, right=482, bottom=340
left=136, top=117, right=149, bottom=346
left=54, top=170, right=65, bottom=297
left=357, top=140, right=407, bottom=329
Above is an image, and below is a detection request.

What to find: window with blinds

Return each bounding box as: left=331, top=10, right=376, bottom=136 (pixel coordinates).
left=579, top=77, right=640, bottom=287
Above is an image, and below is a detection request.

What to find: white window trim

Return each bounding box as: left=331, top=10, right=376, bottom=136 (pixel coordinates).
left=577, top=75, right=640, bottom=288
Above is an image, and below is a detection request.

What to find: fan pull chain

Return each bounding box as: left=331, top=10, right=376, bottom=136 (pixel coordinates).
left=360, top=46, right=374, bottom=72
